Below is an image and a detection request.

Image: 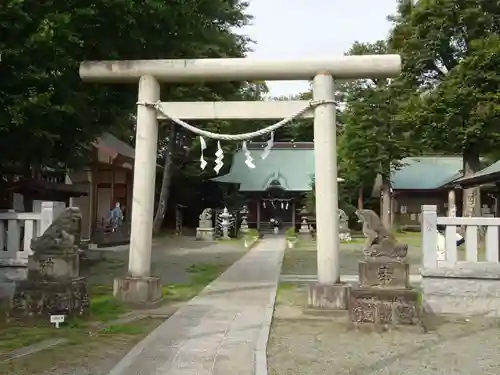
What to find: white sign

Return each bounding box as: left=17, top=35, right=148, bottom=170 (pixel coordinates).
left=50, top=314, right=65, bottom=328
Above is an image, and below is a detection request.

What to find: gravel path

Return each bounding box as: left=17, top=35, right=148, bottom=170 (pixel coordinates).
left=268, top=316, right=500, bottom=375
left=268, top=283, right=500, bottom=375
left=83, top=236, right=248, bottom=286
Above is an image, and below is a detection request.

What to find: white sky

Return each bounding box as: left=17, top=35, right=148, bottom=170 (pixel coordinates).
left=240, top=0, right=398, bottom=97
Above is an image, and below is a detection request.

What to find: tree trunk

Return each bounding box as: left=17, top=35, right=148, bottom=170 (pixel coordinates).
left=152, top=124, right=177, bottom=235
left=357, top=187, right=364, bottom=210
left=381, top=178, right=391, bottom=230
left=462, top=147, right=481, bottom=218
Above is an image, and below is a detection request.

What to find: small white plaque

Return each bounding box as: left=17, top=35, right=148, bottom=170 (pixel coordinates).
left=50, top=314, right=65, bottom=328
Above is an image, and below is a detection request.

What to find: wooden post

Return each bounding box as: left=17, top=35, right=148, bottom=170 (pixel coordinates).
left=256, top=199, right=261, bottom=230
left=111, top=168, right=115, bottom=207
left=448, top=189, right=456, bottom=217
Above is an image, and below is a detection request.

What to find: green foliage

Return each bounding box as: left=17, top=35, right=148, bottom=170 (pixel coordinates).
left=0, top=0, right=253, bottom=176
left=390, top=0, right=500, bottom=165
left=328, top=40, right=417, bottom=208
left=304, top=177, right=357, bottom=217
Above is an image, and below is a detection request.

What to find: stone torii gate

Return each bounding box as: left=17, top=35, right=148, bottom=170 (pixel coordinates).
left=80, top=56, right=401, bottom=307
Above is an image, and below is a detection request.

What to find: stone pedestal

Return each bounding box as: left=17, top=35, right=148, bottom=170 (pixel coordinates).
left=113, top=276, right=162, bottom=306
left=349, top=288, right=419, bottom=325
left=28, top=253, right=79, bottom=279
left=358, top=260, right=410, bottom=289
left=196, top=227, right=215, bottom=241
left=349, top=259, right=420, bottom=326
left=299, top=220, right=310, bottom=234
left=240, top=220, right=249, bottom=234
left=7, top=277, right=89, bottom=324
left=308, top=283, right=350, bottom=310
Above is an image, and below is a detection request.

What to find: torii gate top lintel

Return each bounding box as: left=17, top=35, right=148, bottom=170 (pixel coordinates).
left=79, top=55, right=401, bottom=83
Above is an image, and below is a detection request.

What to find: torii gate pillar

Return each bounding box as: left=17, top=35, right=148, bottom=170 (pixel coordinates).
left=80, top=56, right=401, bottom=307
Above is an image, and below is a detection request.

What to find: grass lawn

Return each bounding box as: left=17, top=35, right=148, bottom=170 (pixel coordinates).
left=281, top=232, right=424, bottom=276
left=0, top=261, right=229, bottom=362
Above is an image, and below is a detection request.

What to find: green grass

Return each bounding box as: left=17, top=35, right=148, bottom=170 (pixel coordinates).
left=0, top=262, right=230, bottom=356
left=0, top=327, right=55, bottom=353
left=0, top=318, right=165, bottom=375
left=88, top=284, right=129, bottom=322
left=275, top=282, right=308, bottom=306
left=100, top=321, right=151, bottom=335
left=0, top=284, right=131, bottom=355
left=162, top=262, right=227, bottom=302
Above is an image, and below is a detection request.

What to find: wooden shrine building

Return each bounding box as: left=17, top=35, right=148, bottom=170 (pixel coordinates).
left=212, top=142, right=343, bottom=231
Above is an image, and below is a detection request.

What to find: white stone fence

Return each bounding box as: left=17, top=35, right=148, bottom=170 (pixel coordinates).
left=420, top=204, right=500, bottom=317
left=0, top=201, right=65, bottom=262
left=421, top=204, right=500, bottom=268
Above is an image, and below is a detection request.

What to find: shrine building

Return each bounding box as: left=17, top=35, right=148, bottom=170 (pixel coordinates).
left=212, top=142, right=343, bottom=231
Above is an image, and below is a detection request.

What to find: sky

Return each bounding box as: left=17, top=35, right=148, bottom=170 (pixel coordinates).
left=239, top=0, right=398, bottom=97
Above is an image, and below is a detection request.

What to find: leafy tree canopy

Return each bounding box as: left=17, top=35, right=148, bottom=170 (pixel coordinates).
left=0, top=0, right=252, bottom=175
left=390, top=0, right=500, bottom=161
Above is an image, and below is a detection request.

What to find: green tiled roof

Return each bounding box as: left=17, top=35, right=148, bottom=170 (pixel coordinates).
left=212, top=146, right=315, bottom=191
left=392, top=156, right=463, bottom=190
left=214, top=150, right=464, bottom=192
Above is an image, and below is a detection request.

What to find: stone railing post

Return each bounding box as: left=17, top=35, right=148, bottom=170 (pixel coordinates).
left=422, top=205, right=438, bottom=269
left=39, top=201, right=66, bottom=236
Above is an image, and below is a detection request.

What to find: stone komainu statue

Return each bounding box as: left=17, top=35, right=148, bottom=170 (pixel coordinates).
left=338, top=209, right=349, bottom=226
left=354, top=209, right=408, bottom=260
left=31, top=207, right=82, bottom=254
left=199, top=208, right=212, bottom=221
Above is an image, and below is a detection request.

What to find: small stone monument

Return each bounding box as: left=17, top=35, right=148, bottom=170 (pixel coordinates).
left=349, top=209, right=420, bottom=327
left=220, top=207, right=231, bottom=240
left=239, top=205, right=249, bottom=234
left=6, top=207, right=89, bottom=324
left=338, top=209, right=351, bottom=242
left=299, top=206, right=310, bottom=234
left=196, top=208, right=215, bottom=241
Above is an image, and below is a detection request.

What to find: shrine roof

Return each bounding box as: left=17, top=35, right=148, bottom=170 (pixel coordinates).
left=212, top=142, right=316, bottom=191
left=372, top=156, right=464, bottom=196
left=455, top=159, right=500, bottom=188
left=392, top=156, right=464, bottom=190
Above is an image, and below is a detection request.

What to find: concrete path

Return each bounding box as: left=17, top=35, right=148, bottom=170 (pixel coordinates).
left=107, top=237, right=285, bottom=375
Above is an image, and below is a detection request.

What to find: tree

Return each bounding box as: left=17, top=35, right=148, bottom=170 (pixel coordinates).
left=336, top=41, right=416, bottom=227
left=389, top=0, right=500, bottom=216
left=0, top=0, right=250, bottom=173
left=1, top=0, right=260, bottom=222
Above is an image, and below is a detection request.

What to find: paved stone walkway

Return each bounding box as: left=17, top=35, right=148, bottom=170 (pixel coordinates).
left=107, top=237, right=285, bottom=375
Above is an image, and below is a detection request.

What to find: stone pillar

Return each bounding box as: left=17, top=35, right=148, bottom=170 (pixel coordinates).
left=448, top=189, right=456, bottom=217
left=114, top=75, right=162, bottom=305
left=312, top=73, right=340, bottom=285
left=39, top=201, right=66, bottom=236
left=308, top=73, right=349, bottom=311
left=291, top=200, right=296, bottom=230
